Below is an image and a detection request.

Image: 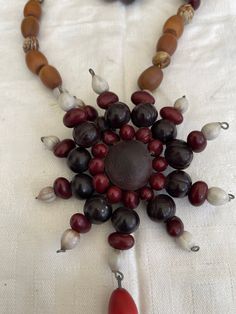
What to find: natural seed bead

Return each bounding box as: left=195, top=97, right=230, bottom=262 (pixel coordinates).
left=174, top=96, right=189, bottom=113
left=41, top=135, right=60, bottom=151
left=139, top=187, right=154, bottom=201
left=21, top=16, right=40, bottom=38
left=108, top=233, right=135, bottom=250
left=57, top=229, right=80, bottom=253
left=187, top=131, right=207, bottom=153
left=123, top=191, right=140, bottom=209
left=188, top=181, right=208, bottom=206
left=39, top=65, right=62, bottom=89
left=160, top=107, right=183, bottom=125
left=147, top=194, right=176, bottom=222
left=24, top=0, right=42, bottom=20
left=23, top=36, right=39, bottom=53
left=53, top=177, right=72, bottom=199
left=149, top=173, right=166, bottom=191
left=152, top=51, right=171, bottom=69
left=156, top=33, right=178, bottom=56
left=201, top=122, right=221, bottom=140
left=107, top=186, right=123, bottom=204
left=58, top=92, right=77, bottom=112
left=53, top=139, right=76, bottom=158
left=176, top=231, right=200, bottom=252
left=36, top=186, right=56, bottom=202
left=70, top=213, right=92, bottom=233
left=152, top=157, right=168, bottom=172
left=163, top=15, right=184, bottom=39
left=25, top=50, right=48, bottom=74
left=131, top=91, right=155, bottom=106
left=108, top=249, right=122, bottom=272
left=166, top=216, right=184, bottom=237
left=207, top=187, right=231, bottom=206
left=177, top=4, right=194, bottom=24
left=138, top=66, right=163, bottom=91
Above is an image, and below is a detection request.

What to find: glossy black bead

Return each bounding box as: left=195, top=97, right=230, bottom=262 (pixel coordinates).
left=151, top=119, right=177, bottom=143
left=165, top=139, right=193, bottom=170
left=111, top=207, right=140, bottom=234
left=84, top=195, right=112, bottom=224
left=73, top=121, right=100, bottom=148
left=105, top=102, right=131, bottom=129
left=71, top=173, right=94, bottom=199
left=165, top=170, right=192, bottom=198
left=147, top=194, right=176, bottom=222
left=96, top=116, right=110, bottom=133
left=131, top=103, right=158, bottom=127
left=67, top=147, right=91, bottom=173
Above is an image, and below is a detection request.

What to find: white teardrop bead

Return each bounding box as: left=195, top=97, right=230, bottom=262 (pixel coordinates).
left=174, top=96, right=189, bottom=113
left=74, top=97, right=85, bottom=108
left=57, top=229, right=80, bottom=253
left=41, top=136, right=60, bottom=151
left=207, top=187, right=230, bottom=206
left=58, top=92, right=77, bottom=111
left=176, top=231, right=200, bottom=252
left=90, top=69, right=109, bottom=94
left=108, top=249, right=122, bottom=272
left=36, top=186, right=56, bottom=203
left=201, top=122, right=221, bottom=140
left=53, top=86, right=67, bottom=99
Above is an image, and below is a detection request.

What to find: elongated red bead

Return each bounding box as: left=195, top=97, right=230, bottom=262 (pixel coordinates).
left=70, top=213, right=92, bottom=233
left=63, top=108, right=87, bottom=128
left=188, top=181, right=208, bottom=206
left=135, top=127, right=152, bottom=144
left=107, top=186, right=123, bottom=204
left=91, top=143, right=109, bottom=158
left=123, top=191, right=140, bottom=209
left=139, top=186, right=154, bottom=201
left=53, top=139, right=76, bottom=158
left=103, top=131, right=120, bottom=145
left=149, top=173, right=166, bottom=190
left=148, top=140, right=163, bottom=156
left=93, top=174, right=110, bottom=193
left=120, top=124, right=135, bottom=140
left=131, top=91, right=155, bottom=105
left=108, top=288, right=138, bottom=314
left=160, top=107, right=183, bottom=125
left=152, top=157, right=168, bottom=172
left=88, top=158, right=105, bottom=175
left=53, top=177, right=72, bottom=199
left=187, top=131, right=207, bottom=153
left=108, top=232, right=135, bottom=250
left=83, top=105, right=98, bottom=121
left=166, top=216, right=184, bottom=237
left=97, top=91, right=119, bottom=109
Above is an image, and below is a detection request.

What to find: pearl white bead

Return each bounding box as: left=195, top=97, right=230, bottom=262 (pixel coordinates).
left=176, top=231, right=200, bottom=252
left=89, top=69, right=109, bottom=94
left=58, top=92, right=77, bottom=111
left=201, top=122, right=221, bottom=140
left=41, top=136, right=60, bottom=151
left=36, top=186, right=56, bottom=203
left=207, top=187, right=230, bottom=206
left=57, top=229, right=80, bottom=253
left=174, top=96, right=189, bottom=113
left=108, top=249, right=122, bottom=272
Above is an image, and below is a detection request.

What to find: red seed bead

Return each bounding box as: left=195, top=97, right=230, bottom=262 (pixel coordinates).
left=53, top=177, right=72, bottom=199
left=149, top=173, right=166, bottom=190
left=135, top=127, right=152, bottom=144
left=188, top=181, right=208, bottom=206
left=53, top=139, right=76, bottom=158
left=119, top=124, right=135, bottom=141
left=63, top=108, right=87, bottom=128
left=108, top=288, right=138, bottom=314
left=148, top=139, right=163, bottom=156
left=107, top=186, right=123, bottom=204
left=188, top=0, right=201, bottom=10
left=152, top=157, right=168, bottom=172
left=123, top=191, right=140, bottom=209
left=103, top=130, right=120, bottom=145
left=131, top=91, right=155, bottom=106
left=160, top=107, right=183, bottom=125
left=93, top=174, right=110, bottom=194
left=108, top=232, right=135, bottom=250
left=83, top=105, right=98, bottom=121
left=88, top=158, right=105, bottom=175
left=97, top=91, right=119, bottom=109
left=92, top=143, right=109, bottom=158
left=139, top=186, right=154, bottom=201
left=187, top=131, right=207, bottom=153
left=166, top=216, right=184, bottom=237
left=70, top=213, right=92, bottom=233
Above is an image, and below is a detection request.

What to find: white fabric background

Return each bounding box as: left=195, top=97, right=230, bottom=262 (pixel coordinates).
left=0, top=0, right=236, bottom=313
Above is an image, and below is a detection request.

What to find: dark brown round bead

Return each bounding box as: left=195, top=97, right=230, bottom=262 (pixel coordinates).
left=97, top=91, right=119, bottom=109
left=73, top=122, right=100, bottom=148
left=63, top=108, right=88, bottom=128
left=166, top=216, right=184, bottom=237
left=187, top=131, right=207, bottom=153
left=147, top=194, right=176, bottom=222
left=165, top=139, right=193, bottom=170
left=108, top=232, right=135, bottom=250
left=111, top=207, right=140, bottom=234
left=166, top=170, right=192, bottom=198
left=151, top=119, right=177, bottom=144
left=188, top=181, right=208, bottom=206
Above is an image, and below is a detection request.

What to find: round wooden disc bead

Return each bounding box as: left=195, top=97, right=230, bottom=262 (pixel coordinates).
left=152, top=51, right=171, bottom=69
left=163, top=15, right=184, bottom=39
left=138, top=66, right=163, bottom=91
left=24, top=0, right=42, bottom=20
left=156, top=33, right=178, bottom=56
left=39, top=65, right=62, bottom=89
left=21, top=16, right=40, bottom=38
left=26, top=50, right=48, bottom=74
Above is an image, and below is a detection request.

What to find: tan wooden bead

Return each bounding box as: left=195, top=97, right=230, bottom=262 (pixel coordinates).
left=24, top=0, right=42, bottom=20
left=152, top=51, right=171, bottom=69
left=26, top=50, right=48, bottom=74
left=138, top=66, right=163, bottom=91
left=39, top=65, right=62, bottom=89
left=163, top=15, right=184, bottom=39
left=156, top=33, right=178, bottom=56
left=21, top=16, right=39, bottom=38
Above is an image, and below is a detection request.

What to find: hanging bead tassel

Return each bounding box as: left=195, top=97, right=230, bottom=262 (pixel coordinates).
left=89, top=69, right=109, bottom=94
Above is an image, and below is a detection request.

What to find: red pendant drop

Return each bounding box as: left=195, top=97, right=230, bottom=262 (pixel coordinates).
left=108, top=288, right=138, bottom=314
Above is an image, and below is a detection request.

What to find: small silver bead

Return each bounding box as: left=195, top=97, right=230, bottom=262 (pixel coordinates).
left=23, top=37, right=39, bottom=53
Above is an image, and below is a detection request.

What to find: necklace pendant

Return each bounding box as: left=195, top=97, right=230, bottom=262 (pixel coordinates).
left=108, top=288, right=138, bottom=314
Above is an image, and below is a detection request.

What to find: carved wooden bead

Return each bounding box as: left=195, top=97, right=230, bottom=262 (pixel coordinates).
left=177, top=4, right=194, bottom=24
left=156, top=33, right=178, bottom=56
left=152, top=51, right=171, bottom=69
left=24, top=0, right=42, bottom=20
left=138, top=66, right=163, bottom=91
left=25, top=50, right=48, bottom=74
left=39, top=65, right=62, bottom=89
left=21, top=16, right=40, bottom=38
left=163, top=15, right=184, bottom=39
left=23, top=36, right=39, bottom=53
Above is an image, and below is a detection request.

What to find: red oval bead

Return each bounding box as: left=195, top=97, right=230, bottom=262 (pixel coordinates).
left=166, top=216, right=184, bottom=237
left=187, top=131, right=207, bottom=153
left=107, top=186, right=123, bottom=204
left=135, top=127, right=152, bottom=144
left=131, top=91, right=155, bottom=105
left=108, top=232, right=135, bottom=250
left=148, top=140, right=163, bottom=156
left=103, top=131, right=120, bottom=145
left=53, top=139, right=76, bottom=158
left=188, top=0, right=201, bottom=10
left=63, top=108, right=87, bottom=128
left=108, top=288, right=138, bottom=314
left=88, top=158, right=105, bottom=175
left=83, top=105, right=98, bottom=121
left=139, top=186, right=154, bottom=201
left=70, top=213, right=92, bottom=233
left=188, top=181, right=208, bottom=206
left=97, top=91, right=119, bottom=109
left=160, top=107, right=183, bottom=125
left=92, top=143, right=109, bottom=158
left=152, top=157, right=168, bottom=172
left=93, top=174, right=110, bottom=193
left=119, top=124, right=135, bottom=141
left=123, top=191, right=140, bottom=209
left=53, top=177, right=72, bottom=199
left=149, top=173, right=166, bottom=190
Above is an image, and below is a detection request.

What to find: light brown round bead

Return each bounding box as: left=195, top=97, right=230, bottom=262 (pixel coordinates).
left=152, top=51, right=171, bottom=69
left=21, top=16, right=40, bottom=38
left=177, top=4, right=194, bottom=25
left=156, top=33, right=178, bottom=56
left=138, top=66, right=163, bottom=91
left=26, top=50, right=48, bottom=74
left=24, top=0, right=42, bottom=20
left=39, top=65, right=62, bottom=89
left=163, top=15, right=184, bottom=39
